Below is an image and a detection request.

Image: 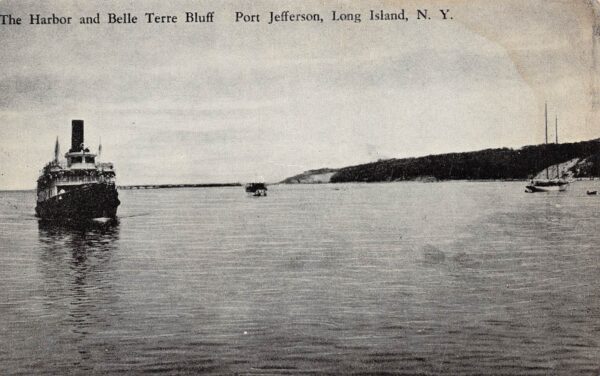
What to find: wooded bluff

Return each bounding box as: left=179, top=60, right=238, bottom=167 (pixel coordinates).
left=330, top=139, right=600, bottom=183
left=281, top=139, right=600, bottom=184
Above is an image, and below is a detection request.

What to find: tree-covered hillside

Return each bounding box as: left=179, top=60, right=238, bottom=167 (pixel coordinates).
left=330, top=140, right=600, bottom=183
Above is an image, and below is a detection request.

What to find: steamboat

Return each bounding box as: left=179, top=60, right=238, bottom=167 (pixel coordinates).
left=35, top=120, right=120, bottom=220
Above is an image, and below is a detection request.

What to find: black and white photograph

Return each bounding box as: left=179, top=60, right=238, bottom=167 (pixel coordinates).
left=1, top=0, right=599, bottom=374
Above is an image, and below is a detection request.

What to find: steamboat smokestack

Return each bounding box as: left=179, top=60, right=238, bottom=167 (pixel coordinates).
left=71, top=120, right=84, bottom=152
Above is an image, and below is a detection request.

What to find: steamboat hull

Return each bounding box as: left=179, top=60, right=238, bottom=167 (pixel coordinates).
left=35, top=183, right=120, bottom=220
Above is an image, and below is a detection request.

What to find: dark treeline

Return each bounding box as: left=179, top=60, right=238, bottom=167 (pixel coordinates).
left=330, top=140, right=600, bottom=183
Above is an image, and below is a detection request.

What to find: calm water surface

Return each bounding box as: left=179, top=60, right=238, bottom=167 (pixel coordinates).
left=1, top=182, right=599, bottom=375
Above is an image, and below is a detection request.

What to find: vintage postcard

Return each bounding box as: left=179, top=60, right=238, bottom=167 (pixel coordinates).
left=1, top=0, right=599, bottom=374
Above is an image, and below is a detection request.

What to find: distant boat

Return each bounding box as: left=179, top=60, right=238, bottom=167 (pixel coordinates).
left=587, top=190, right=598, bottom=195
left=245, top=182, right=267, bottom=196
left=525, top=103, right=570, bottom=193
left=526, top=179, right=569, bottom=192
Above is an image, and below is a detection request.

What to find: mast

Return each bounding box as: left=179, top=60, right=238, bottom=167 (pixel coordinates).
left=545, top=102, right=549, bottom=179
left=545, top=102, right=548, bottom=144
left=555, top=115, right=558, bottom=144
left=54, top=137, right=60, bottom=162
left=555, top=115, right=559, bottom=178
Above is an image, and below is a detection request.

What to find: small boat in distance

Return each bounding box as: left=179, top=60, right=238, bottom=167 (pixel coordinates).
left=35, top=120, right=120, bottom=220
left=245, top=182, right=267, bottom=196
left=526, top=103, right=570, bottom=193
left=587, top=190, right=598, bottom=195
left=526, top=179, right=569, bottom=192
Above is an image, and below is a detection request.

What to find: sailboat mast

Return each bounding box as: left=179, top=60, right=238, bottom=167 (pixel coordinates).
left=545, top=102, right=548, bottom=144
left=555, top=116, right=559, bottom=178
left=545, top=102, right=549, bottom=179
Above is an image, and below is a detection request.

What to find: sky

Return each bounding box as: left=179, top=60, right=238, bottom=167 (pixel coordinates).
left=1, top=0, right=599, bottom=189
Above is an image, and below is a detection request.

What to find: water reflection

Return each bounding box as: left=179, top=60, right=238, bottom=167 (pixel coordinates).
left=37, top=220, right=120, bottom=370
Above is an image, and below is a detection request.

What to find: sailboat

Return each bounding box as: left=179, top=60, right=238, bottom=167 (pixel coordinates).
left=525, top=103, right=569, bottom=193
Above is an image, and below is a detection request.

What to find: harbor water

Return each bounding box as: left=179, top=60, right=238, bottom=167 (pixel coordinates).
left=1, top=182, right=599, bottom=374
